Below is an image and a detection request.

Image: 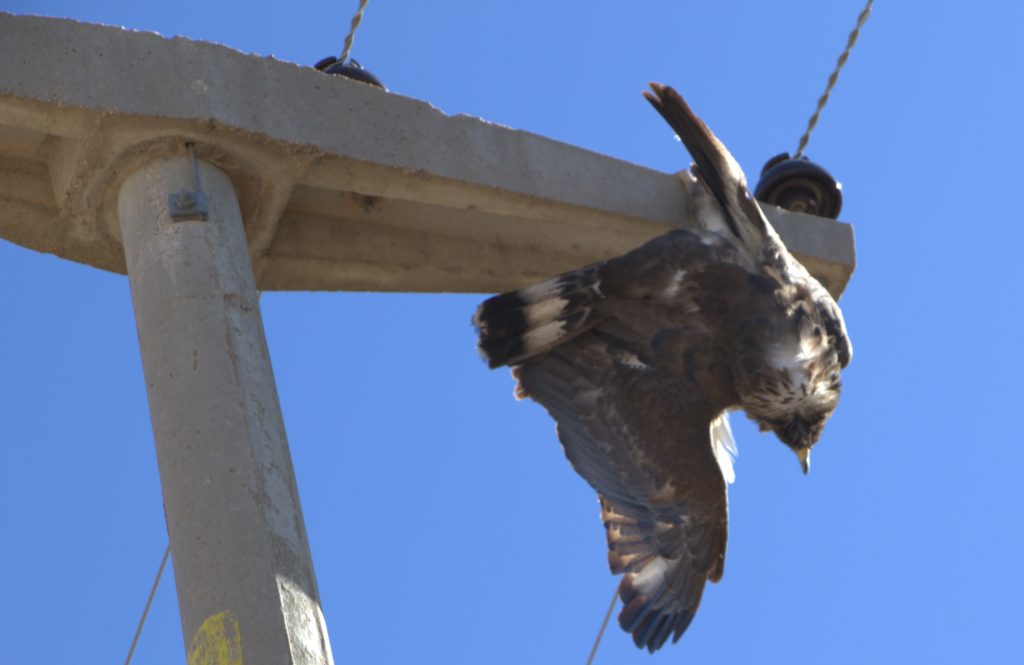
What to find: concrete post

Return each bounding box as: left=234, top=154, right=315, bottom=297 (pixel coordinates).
left=117, top=155, right=333, bottom=665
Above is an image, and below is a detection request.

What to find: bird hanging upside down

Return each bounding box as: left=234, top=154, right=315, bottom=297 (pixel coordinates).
left=473, top=83, right=853, bottom=652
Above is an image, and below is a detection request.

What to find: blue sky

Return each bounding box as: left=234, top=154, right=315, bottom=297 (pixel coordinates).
left=2, top=1, right=1022, bottom=663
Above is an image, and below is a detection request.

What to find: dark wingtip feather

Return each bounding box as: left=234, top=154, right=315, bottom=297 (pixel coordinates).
left=477, top=335, right=524, bottom=370
left=473, top=268, right=605, bottom=368
left=615, top=553, right=709, bottom=652
left=618, top=594, right=649, bottom=636
left=672, top=612, right=696, bottom=644
left=473, top=290, right=527, bottom=327
left=619, top=593, right=696, bottom=652
left=473, top=292, right=528, bottom=368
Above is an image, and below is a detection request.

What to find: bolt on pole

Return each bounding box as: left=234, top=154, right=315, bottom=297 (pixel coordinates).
left=117, top=153, right=334, bottom=665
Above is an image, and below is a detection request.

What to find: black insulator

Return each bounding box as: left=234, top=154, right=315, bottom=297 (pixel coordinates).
left=314, top=56, right=385, bottom=90
left=753, top=153, right=843, bottom=219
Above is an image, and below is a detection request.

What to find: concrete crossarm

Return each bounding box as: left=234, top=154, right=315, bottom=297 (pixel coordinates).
left=0, top=13, right=854, bottom=296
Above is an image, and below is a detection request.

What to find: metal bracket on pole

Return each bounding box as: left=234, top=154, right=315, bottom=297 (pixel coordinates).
left=168, top=142, right=209, bottom=222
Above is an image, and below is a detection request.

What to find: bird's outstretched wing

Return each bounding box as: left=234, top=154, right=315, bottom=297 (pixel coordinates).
left=514, top=328, right=730, bottom=652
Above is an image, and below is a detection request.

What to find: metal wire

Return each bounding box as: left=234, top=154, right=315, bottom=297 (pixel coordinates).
left=794, top=0, right=874, bottom=158
left=339, top=0, right=371, bottom=64
left=585, top=587, right=619, bottom=665
left=124, top=543, right=171, bottom=665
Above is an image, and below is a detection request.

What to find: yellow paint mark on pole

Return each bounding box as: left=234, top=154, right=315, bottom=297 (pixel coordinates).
left=187, top=610, right=243, bottom=665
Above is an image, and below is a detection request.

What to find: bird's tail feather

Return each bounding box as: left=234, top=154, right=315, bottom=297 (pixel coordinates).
left=473, top=266, right=605, bottom=368
left=602, top=498, right=710, bottom=652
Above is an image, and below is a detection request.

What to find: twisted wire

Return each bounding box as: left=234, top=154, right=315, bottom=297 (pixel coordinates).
left=794, top=0, right=874, bottom=158
left=340, top=0, right=370, bottom=64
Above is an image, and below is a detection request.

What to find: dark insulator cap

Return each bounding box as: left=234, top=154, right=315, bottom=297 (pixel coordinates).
left=314, top=56, right=386, bottom=90
left=753, top=153, right=843, bottom=219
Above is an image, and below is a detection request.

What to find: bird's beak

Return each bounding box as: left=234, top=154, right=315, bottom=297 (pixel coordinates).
left=796, top=448, right=811, bottom=475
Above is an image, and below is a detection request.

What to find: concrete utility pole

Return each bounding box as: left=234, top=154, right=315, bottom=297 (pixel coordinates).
left=0, top=13, right=855, bottom=664
left=118, top=154, right=332, bottom=664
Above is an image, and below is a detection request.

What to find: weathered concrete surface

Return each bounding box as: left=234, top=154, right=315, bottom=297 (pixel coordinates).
left=119, top=156, right=333, bottom=664
left=0, top=13, right=855, bottom=296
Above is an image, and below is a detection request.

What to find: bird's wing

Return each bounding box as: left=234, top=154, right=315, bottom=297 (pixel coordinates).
left=644, top=83, right=772, bottom=262
left=514, top=330, right=730, bottom=652
left=474, top=227, right=748, bottom=369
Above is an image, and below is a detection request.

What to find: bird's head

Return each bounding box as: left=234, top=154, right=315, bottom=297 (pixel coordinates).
left=765, top=413, right=828, bottom=474
left=742, top=328, right=845, bottom=475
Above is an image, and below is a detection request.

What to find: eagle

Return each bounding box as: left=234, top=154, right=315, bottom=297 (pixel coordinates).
left=473, top=83, right=852, bottom=652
